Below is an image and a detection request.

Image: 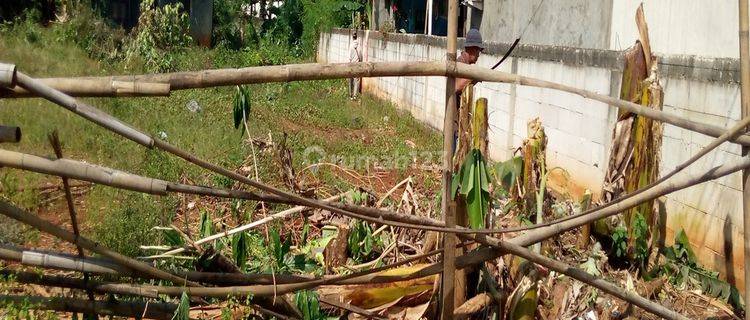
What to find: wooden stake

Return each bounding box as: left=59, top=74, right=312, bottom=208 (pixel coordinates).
left=738, top=0, right=750, bottom=310
left=441, top=0, right=459, bottom=318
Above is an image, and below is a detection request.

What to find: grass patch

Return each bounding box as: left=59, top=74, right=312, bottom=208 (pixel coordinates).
left=0, top=22, right=441, bottom=256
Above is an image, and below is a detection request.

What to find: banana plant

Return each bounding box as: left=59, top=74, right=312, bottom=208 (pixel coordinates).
left=451, top=98, right=491, bottom=229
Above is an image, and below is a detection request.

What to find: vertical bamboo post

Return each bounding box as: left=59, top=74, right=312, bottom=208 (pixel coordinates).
left=738, top=0, right=750, bottom=311
left=440, top=0, right=459, bottom=318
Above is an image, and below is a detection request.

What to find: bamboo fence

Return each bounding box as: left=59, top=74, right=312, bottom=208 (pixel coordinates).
left=1, top=9, right=749, bottom=317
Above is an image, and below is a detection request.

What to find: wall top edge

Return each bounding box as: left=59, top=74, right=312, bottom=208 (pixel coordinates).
left=329, top=28, right=740, bottom=83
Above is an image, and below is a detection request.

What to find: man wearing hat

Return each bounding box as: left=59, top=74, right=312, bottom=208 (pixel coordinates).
left=452, top=28, right=484, bottom=153
left=455, top=28, right=484, bottom=94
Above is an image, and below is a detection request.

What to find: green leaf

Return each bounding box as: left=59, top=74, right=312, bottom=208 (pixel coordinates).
left=465, top=150, right=490, bottom=229
left=459, top=154, right=476, bottom=196
left=231, top=231, right=249, bottom=269
left=162, top=228, right=184, bottom=247
left=450, top=172, right=460, bottom=200
left=199, top=210, right=213, bottom=239
left=171, top=291, right=190, bottom=320
left=295, top=290, right=322, bottom=320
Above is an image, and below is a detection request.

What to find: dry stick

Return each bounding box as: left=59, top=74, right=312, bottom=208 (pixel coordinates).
left=48, top=130, right=96, bottom=309
left=0, top=295, right=176, bottom=320
left=151, top=192, right=349, bottom=258
left=0, top=200, right=201, bottom=287
left=0, top=269, right=160, bottom=298
left=10, top=63, right=750, bottom=147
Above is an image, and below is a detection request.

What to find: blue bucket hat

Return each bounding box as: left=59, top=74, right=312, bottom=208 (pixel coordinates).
left=464, top=28, right=484, bottom=50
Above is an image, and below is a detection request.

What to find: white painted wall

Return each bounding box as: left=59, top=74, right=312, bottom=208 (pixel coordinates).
left=610, top=0, right=750, bottom=58
left=319, top=27, right=748, bottom=292
left=319, top=30, right=616, bottom=197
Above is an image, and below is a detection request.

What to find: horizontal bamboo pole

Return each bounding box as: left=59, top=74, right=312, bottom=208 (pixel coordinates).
left=14, top=66, right=750, bottom=235
left=0, top=200, right=200, bottom=287
left=0, top=62, right=15, bottom=87
left=0, top=149, right=168, bottom=194
left=3, top=79, right=171, bottom=98
left=14, top=72, right=155, bottom=146
left=0, top=295, right=176, bottom=319
left=10, top=63, right=750, bottom=146
left=0, top=125, right=20, bottom=143
left=0, top=244, right=131, bottom=275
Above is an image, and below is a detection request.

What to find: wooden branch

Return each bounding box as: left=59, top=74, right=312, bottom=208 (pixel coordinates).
left=0, top=269, right=160, bottom=298
left=0, top=295, right=176, bottom=319
left=0, top=200, right=201, bottom=287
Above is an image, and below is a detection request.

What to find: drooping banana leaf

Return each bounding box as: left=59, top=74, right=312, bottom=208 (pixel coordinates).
left=454, top=149, right=491, bottom=229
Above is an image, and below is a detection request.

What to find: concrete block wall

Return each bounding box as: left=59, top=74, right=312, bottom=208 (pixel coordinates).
left=318, top=28, right=746, bottom=292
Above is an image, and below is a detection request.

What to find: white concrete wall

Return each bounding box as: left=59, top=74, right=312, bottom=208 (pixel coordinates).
left=318, top=28, right=747, bottom=292
left=610, top=0, right=750, bottom=58
left=608, top=1, right=748, bottom=288
left=319, top=30, right=617, bottom=193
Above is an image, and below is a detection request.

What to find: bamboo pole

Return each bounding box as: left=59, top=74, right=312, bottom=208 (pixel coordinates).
left=739, top=0, right=750, bottom=310
left=10, top=65, right=750, bottom=147
left=0, top=295, right=176, bottom=319
left=0, top=63, right=15, bottom=87
left=0, top=244, right=131, bottom=275
left=3, top=79, right=171, bottom=98
left=0, top=200, right=201, bottom=287
left=441, top=0, right=459, bottom=318
left=0, top=149, right=168, bottom=195
left=3, top=111, right=746, bottom=239
left=0, top=270, right=160, bottom=298
left=0, top=125, right=20, bottom=143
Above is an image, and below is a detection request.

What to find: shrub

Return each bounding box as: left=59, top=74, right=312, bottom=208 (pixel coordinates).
left=58, top=3, right=127, bottom=64
left=125, top=0, right=192, bottom=72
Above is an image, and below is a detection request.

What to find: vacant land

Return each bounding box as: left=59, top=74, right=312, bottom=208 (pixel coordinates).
left=0, top=23, right=441, bottom=258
